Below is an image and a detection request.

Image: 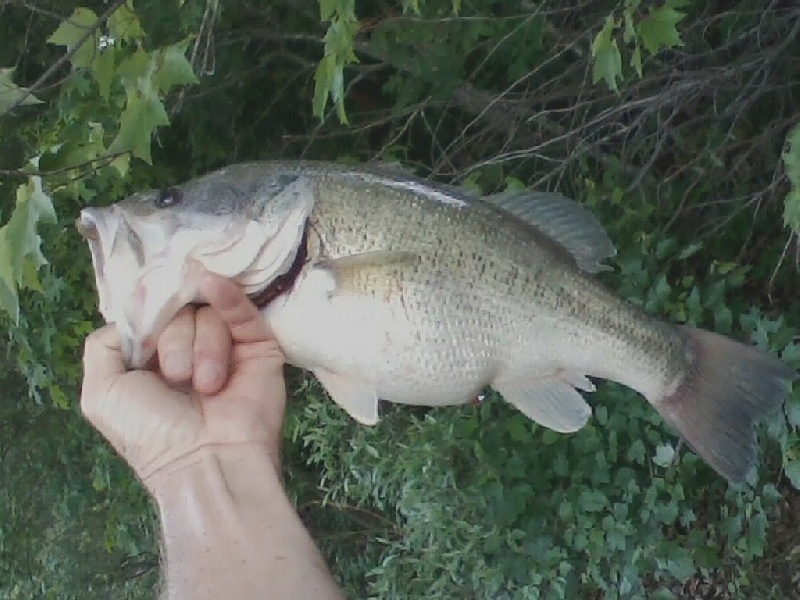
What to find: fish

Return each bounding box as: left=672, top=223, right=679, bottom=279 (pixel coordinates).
left=77, top=161, right=797, bottom=483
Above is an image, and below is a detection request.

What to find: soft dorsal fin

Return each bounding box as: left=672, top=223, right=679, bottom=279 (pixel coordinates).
left=485, top=191, right=616, bottom=273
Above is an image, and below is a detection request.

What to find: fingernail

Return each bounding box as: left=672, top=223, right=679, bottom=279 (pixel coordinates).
left=196, top=360, right=223, bottom=390
left=164, top=351, right=192, bottom=378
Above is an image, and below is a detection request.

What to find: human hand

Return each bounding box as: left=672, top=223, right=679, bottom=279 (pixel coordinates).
left=80, top=273, right=286, bottom=490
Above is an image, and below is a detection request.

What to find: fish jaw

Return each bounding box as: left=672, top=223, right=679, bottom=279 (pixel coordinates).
left=121, top=258, right=209, bottom=368
left=79, top=205, right=208, bottom=368
left=79, top=186, right=314, bottom=368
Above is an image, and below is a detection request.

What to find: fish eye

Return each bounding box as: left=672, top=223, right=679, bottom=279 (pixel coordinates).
left=155, top=187, right=182, bottom=208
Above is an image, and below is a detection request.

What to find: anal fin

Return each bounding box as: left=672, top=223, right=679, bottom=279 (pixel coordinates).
left=313, top=368, right=380, bottom=425
left=494, top=375, right=592, bottom=433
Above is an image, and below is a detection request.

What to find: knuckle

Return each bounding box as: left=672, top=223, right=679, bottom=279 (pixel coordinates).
left=82, top=329, right=106, bottom=363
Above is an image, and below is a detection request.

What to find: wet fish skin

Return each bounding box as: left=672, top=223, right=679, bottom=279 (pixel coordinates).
left=79, top=161, right=797, bottom=483
left=268, top=164, right=686, bottom=406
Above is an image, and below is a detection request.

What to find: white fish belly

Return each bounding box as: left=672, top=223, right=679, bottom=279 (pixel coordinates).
left=261, top=266, right=499, bottom=406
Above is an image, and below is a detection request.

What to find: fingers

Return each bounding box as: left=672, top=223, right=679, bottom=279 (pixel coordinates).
left=193, top=305, right=231, bottom=394
left=199, top=272, right=273, bottom=344
left=156, top=303, right=233, bottom=394
left=152, top=274, right=282, bottom=395
left=157, top=306, right=196, bottom=383
left=80, top=325, right=126, bottom=424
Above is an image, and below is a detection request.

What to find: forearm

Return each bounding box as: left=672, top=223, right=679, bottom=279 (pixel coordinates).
left=149, top=444, right=344, bottom=600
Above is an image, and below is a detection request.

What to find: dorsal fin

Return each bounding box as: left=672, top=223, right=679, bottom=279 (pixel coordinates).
left=485, top=191, right=616, bottom=273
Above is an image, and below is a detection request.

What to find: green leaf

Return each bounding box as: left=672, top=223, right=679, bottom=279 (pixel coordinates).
left=117, top=49, right=153, bottom=93
left=313, top=54, right=335, bottom=119
left=0, top=68, right=44, bottom=114
left=662, top=546, right=695, bottom=580
left=109, top=83, right=170, bottom=163
left=786, top=398, right=800, bottom=429
left=630, top=45, right=642, bottom=77
left=56, top=121, right=107, bottom=169
left=579, top=489, right=608, bottom=512
left=112, top=153, right=131, bottom=177
left=47, top=8, right=100, bottom=70
left=404, top=0, right=422, bottom=15
left=784, top=460, right=800, bottom=491
left=782, top=123, right=800, bottom=233
left=639, top=6, right=685, bottom=55
left=319, top=0, right=337, bottom=21
left=591, top=16, right=622, bottom=92
left=153, top=42, right=199, bottom=92
left=0, top=173, right=57, bottom=322
left=622, top=7, right=637, bottom=44
left=92, top=44, right=116, bottom=99
left=652, top=443, right=675, bottom=468
left=508, top=417, right=532, bottom=443
left=313, top=14, right=358, bottom=122
left=627, top=439, right=646, bottom=464
left=50, top=384, right=70, bottom=409
left=107, top=3, right=145, bottom=43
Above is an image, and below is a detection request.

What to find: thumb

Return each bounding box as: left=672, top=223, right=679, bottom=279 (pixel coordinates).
left=199, top=272, right=274, bottom=345
left=80, top=325, right=127, bottom=426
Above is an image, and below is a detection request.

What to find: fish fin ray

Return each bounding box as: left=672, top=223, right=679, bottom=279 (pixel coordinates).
left=318, top=251, right=419, bottom=296
left=650, top=326, right=796, bottom=483
left=484, top=191, right=616, bottom=273
left=494, top=375, right=592, bottom=433
left=362, top=160, right=417, bottom=178
left=560, top=371, right=596, bottom=392
left=313, top=368, right=380, bottom=425
left=319, top=250, right=418, bottom=272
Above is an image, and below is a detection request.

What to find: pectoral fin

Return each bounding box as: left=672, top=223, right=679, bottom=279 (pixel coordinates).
left=313, top=368, right=380, bottom=425
left=494, top=375, right=592, bottom=433
left=318, top=250, right=419, bottom=297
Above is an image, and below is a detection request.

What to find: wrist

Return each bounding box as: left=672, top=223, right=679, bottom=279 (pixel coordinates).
left=148, top=442, right=342, bottom=600
left=145, top=442, right=281, bottom=505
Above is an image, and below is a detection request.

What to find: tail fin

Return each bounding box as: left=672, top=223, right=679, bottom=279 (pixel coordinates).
left=654, top=326, right=796, bottom=483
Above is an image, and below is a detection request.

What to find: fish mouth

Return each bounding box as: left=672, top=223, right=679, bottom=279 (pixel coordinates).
left=79, top=199, right=312, bottom=369
left=76, top=214, right=99, bottom=241
left=79, top=207, right=139, bottom=323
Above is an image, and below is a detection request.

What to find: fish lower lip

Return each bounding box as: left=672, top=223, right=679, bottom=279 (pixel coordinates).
left=76, top=213, right=100, bottom=240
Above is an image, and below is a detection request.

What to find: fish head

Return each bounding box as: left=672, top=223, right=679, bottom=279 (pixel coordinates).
left=77, top=164, right=315, bottom=368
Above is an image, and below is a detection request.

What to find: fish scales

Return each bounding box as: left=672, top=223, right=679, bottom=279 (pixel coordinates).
left=77, top=160, right=797, bottom=482
left=302, top=169, right=687, bottom=402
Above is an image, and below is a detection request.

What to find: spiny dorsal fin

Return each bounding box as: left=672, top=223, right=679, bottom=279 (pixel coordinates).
left=485, top=191, right=616, bottom=273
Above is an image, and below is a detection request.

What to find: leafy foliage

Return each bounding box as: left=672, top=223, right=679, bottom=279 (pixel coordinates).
left=0, top=171, right=56, bottom=320
left=1, top=1, right=799, bottom=599
left=782, top=124, right=800, bottom=235
left=0, top=68, right=43, bottom=112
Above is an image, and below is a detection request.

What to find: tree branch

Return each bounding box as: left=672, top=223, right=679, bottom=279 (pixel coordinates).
left=0, top=0, right=126, bottom=117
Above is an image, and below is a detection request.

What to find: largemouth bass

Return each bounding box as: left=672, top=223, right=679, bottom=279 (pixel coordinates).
left=77, top=161, right=796, bottom=482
